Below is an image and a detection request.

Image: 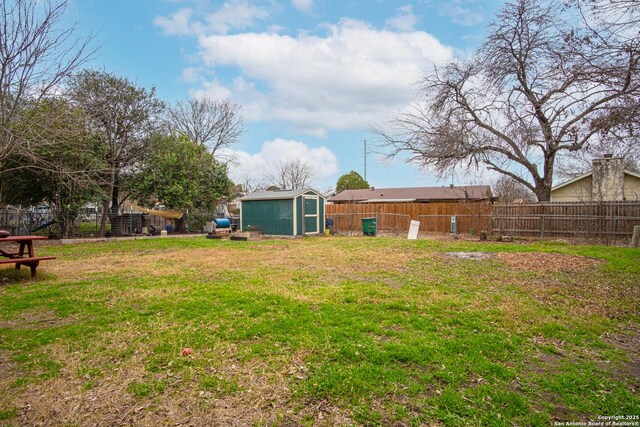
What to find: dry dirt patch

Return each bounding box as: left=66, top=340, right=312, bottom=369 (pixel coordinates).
left=48, top=241, right=420, bottom=293
left=443, top=251, right=603, bottom=272
left=0, top=309, right=78, bottom=330
left=602, top=325, right=640, bottom=387
left=444, top=252, right=496, bottom=260
left=496, top=252, right=603, bottom=272
left=10, top=342, right=353, bottom=427
left=46, top=248, right=242, bottom=279
left=0, top=350, right=17, bottom=383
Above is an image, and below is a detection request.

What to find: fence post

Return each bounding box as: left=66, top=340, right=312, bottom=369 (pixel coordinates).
left=632, top=225, right=640, bottom=248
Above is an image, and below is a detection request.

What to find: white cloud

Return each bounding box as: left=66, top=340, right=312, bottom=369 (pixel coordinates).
left=195, top=19, right=453, bottom=134
left=179, top=66, right=201, bottom=83
left=439, top=1, right=484, bottom=26
left=221, top=139, right=339, bottom=185
left=385, top=5, right=419, bottom=32
left=153, top=8, right=198, bottom=36
left=206, top=1, right=269, bottom=34
left=267, top=24, right=286, bottom=34
left=189, top=78, right=232, bottom=100
left=291, top=0, right=314, bottom=13
left=154, top=1, right=269, bottom=36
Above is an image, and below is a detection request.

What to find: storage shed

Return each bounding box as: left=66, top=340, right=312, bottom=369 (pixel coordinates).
left=240, top=189, right=326, bottom=236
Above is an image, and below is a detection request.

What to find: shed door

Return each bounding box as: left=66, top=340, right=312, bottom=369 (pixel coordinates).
left=303, top=196, right=319, bottom=234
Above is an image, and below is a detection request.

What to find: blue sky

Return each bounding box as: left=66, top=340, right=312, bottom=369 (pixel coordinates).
left=67, top=0, right=503, bottom=191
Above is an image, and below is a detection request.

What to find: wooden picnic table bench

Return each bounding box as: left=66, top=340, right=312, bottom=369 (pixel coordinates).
left=0, top=235, right=56, bottom=277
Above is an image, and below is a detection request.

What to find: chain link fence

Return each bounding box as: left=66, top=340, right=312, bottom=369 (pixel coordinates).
left=0, top=207, right=55, bottom=236
left=0, top=207, right=220, bottom=238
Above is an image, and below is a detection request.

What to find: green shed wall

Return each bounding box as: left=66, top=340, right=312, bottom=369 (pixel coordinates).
left=242, top=199, right=294, bottom=235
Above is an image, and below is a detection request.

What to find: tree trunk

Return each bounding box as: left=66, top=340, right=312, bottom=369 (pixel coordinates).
left=99, top=199, right=109, bottom=237
left=60, top=213, right=75, bottom=239
left=534, top=185, right=552, bottom=202
left=99, top=165, right=117, bottom=237
left=111, top=173, right=119, bottom=214
left=50, top=194, right=71, bottom=239
left=535, top=153, right=556, bottom=202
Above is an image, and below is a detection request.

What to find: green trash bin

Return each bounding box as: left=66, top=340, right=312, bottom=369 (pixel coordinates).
left=362, top=217, right=377, bottom=236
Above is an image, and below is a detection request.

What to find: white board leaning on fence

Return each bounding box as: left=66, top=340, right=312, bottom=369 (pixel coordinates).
left=408, top=220, right=420, bottom=240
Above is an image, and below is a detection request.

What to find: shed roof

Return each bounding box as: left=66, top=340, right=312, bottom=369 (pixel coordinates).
left=240, top=188, right=322, bottom=201
left=328, top=186, right=493, bottom=203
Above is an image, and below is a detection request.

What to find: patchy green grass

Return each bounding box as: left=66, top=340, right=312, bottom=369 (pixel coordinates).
left=0, top=236, right=638, bottom=425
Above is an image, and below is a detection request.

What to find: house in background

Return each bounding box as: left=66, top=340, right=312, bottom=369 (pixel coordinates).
left=328, top=185, right=493, bottom=204
left=550, top=156, right=640, bottom=202
left=239, top=189, right=326, bottom=236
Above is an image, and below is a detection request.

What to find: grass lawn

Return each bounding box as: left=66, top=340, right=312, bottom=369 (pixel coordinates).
left=0, top=236, right=638, bottom=426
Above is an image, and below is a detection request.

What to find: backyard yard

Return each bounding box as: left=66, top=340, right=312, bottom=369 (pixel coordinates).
left=0, top=236, right=638, bottom=426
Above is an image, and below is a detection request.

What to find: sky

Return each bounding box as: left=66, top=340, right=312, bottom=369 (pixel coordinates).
left=66, top=0, right=504, bottom=192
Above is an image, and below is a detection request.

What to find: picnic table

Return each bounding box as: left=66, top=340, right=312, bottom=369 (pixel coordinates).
left=0, top=236, right=56, bottom=277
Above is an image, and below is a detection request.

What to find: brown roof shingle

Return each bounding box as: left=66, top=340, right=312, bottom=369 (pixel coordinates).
left=328, top=186, right=493, bottom=203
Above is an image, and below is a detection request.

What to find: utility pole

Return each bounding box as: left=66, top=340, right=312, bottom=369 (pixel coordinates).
left=364, top=139, right=367, bottom=181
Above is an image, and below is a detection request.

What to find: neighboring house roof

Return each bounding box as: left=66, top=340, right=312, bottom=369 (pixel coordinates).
left=240, top=188, right=322, bottom=201
left=551, top=169, right=640, bottom=192
left=550, top=172, right=592, bottom=191
left=328, top=186, right=493, bottom=203
left=321, top=191, right=336, bottom=199
left=625, top=170, right=640, bottom=179
left=359, top=198, right=417, bottom=203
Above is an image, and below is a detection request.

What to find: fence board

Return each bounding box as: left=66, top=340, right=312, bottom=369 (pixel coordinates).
left=326, top=201, right=640, bottom=244
left=491, top=201, right=640, bottom=244
left=326, top=202, right=492, bottom=234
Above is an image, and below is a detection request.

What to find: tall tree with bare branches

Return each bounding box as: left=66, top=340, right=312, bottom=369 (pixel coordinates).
left=0, top=0, right=93, bottom=172
left=166, top=98, right=243, bottom=158
left=67, top=70, right=164, bottom=235
left=378, top=0, right=639, bottom=201
left=266, top=159, right=315, bottom=190
left=557, top=0, right=640, bottom=174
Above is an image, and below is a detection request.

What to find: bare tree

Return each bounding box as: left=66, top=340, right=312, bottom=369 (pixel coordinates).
left=493, top=176, right=536, bottom=202
left=166, top=98, right=243, bottom=158
left=67, top=70, right=164, bottom=235
left=0, top=0, right=93, bottom=169
left=574, top=0, right=639, bottom=34
left=556, top=139, right=640, bottom=180
left=569, top=0, right=640, bottom=155
left=266, top=159, right=315, bottom=190
left=377, top=0, right=640, bottom=201
left=238, top=170, right=266, bottom=194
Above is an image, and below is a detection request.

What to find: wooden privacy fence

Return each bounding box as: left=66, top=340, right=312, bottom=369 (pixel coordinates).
left=492, top=201, right=640, bottom=243
left=326, top=201, right=640, bottom=243
left=329, top=212, right=413, bottom=235
left=326, top=202, right=493, bottom=234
